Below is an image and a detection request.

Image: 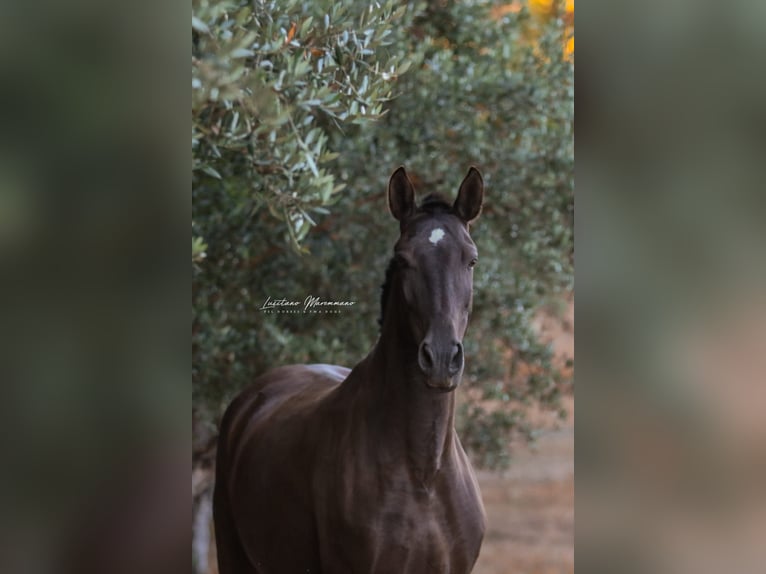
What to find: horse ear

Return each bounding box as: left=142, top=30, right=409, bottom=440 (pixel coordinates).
left=388, top=166, right=415, bottom=223
left=454, top=167, right=484, bottom=223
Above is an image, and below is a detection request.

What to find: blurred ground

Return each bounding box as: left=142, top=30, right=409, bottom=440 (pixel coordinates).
left=473, top=398, right=574, bottom=574
left=472, top=297, right=574, bottom=574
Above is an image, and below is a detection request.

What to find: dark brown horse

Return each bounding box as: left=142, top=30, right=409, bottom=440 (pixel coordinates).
left=214, top=167, right=487, bottom=573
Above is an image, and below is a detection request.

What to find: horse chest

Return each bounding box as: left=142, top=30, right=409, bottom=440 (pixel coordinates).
left=317, top=471, right=484, bottom=574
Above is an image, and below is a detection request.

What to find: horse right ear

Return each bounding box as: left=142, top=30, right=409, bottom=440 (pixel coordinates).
left=454, top=166, right=484, bottom=224
left=388, top=166, right=415, bottom=224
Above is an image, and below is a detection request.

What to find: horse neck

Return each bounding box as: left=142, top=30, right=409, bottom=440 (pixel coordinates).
left=360, top=303, right=457, bottom=487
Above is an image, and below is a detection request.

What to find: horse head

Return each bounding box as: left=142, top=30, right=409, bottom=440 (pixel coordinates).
left=384, top=166, right=484, bottom=392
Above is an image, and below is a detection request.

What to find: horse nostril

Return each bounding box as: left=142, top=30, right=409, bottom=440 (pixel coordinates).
left=449, top=343, right=463, bottom=376
left=418, top=342, right=434, bottom=374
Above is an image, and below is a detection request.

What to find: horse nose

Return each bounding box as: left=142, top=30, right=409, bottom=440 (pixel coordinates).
left=448, top=342, right=464, bottom=376
left=418, top=341, right=435, bottom=375
left=418, top=341, right=463, bottom=378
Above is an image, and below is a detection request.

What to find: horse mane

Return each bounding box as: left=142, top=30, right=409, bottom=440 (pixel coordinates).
left=378, top=193, right=454, bottom=329
left=378, top=257, right=398, bottom=330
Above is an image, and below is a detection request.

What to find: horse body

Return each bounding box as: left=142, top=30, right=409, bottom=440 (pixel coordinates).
left=215, top=167, right=487, bottom=573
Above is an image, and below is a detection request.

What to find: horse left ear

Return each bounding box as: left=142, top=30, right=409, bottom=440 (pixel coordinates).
left=454, top=167, right=484, bottom=223
left=388, top=166, right=416, bottom=224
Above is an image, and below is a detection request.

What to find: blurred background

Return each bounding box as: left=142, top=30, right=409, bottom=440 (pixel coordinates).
left=577, top=1, right=766, bottom=573
left=192, top=0, right=573, bottom=572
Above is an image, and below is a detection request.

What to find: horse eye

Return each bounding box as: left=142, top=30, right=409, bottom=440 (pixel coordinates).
left=468, top=258, right=478, bottom=269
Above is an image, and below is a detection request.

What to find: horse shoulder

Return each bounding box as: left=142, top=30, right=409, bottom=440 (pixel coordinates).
left=219, top=364, right=352, bottom=572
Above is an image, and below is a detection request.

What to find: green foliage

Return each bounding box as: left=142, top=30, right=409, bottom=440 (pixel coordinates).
left=192, top=0, right=415, bottom=250
left=193, top=0, right=573, bottom=469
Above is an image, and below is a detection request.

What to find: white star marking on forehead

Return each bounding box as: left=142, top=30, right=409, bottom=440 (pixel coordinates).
left=428, top=228, right=445, bottom=245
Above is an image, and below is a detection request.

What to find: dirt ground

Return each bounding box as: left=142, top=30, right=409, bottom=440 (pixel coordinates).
left=472, top=398, right=574, bottom=574
left=472, top=298, right=574, bottom=574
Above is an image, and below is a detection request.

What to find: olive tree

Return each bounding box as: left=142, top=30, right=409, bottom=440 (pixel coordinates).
left=193, top=0, right=573, bottom=469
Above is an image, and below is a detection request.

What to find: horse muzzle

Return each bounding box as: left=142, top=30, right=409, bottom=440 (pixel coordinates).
left=418, top=339, right=464, bottom=392
left=423, top=378, right=460, bottom=392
